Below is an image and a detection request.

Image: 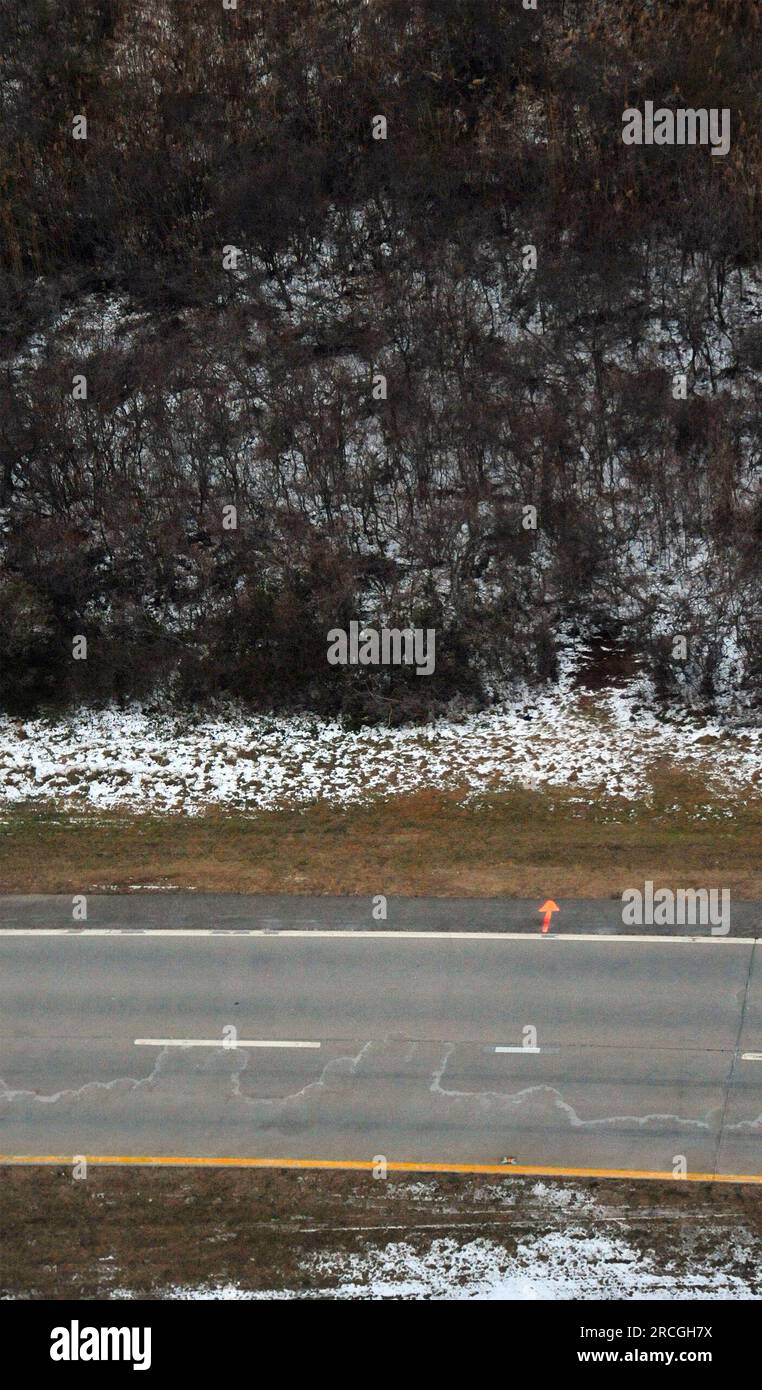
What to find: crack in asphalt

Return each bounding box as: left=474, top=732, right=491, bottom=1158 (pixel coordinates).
left=2, top=1037, right=759, bottom=1140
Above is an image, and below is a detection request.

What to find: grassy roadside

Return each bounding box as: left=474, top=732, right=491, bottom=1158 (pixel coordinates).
left=1, top=780, right=761, bottom=897
left=2, top=1165, right=760, bottom=1299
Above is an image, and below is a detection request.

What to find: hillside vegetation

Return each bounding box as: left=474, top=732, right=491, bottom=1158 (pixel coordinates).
left=1, top=1, right=761, bottom=722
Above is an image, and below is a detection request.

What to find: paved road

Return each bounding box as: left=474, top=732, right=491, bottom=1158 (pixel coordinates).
left=1, top=893, right=760, bottom=935
left=1, top=930, right=761, bottom=1175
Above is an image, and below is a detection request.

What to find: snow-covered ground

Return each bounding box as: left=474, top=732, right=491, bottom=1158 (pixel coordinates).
left=1, top=671, right=759, bottom=816
left=146, top=1223, right=756, bottom=1295
left=295, top=1230, right=759, bottom=1299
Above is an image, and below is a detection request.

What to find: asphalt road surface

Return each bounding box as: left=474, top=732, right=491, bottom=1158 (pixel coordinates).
left=1, top=926, right=761, bottom=1176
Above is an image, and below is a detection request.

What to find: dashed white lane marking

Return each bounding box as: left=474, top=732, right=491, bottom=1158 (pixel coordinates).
left=494, top=1046, right=541, bottom=1053
left=134, top=1038, right=321, bottom=1049
left=0, top=930, right=755, bottom=943
left=741, top=1052, right=762, bottom=1061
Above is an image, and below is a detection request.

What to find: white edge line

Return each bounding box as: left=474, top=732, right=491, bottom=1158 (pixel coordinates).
left=134, top=1038, right=320, bottom=1049
left=0, top=929, right=755, bottom=943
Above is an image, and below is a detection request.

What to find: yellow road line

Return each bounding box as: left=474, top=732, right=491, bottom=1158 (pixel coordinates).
left=1, top=1154, right=761, bottom=1183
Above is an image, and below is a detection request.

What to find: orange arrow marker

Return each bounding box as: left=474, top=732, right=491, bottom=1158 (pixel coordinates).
left=538, top=899, right=559, bottom=933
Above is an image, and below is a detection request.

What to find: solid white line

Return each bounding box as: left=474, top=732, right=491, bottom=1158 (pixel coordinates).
left=0, top=929, right=755, bottom=943
left=134, top=1038, right=321, bottom=1049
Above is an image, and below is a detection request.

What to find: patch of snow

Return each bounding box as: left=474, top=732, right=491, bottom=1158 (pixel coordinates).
left=157, top=1229, right=760, bottom=1300
left=0, top=673, right=758, bottom=815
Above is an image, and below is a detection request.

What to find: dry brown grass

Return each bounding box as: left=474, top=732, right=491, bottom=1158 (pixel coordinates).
left=1, top=780, right=761, bottom=897
left=2, top=1164, right=760, bottom=1299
